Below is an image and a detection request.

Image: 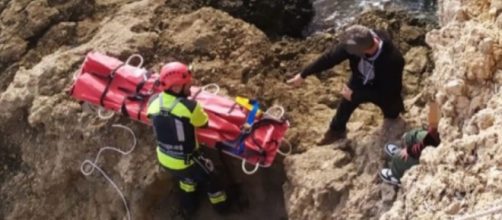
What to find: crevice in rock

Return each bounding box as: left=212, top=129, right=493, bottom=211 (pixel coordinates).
left=0, top=139, right=23, bottom=217
left=26, top=24, right=54, bottom=50
left=0, top=64, right=19, bottom=93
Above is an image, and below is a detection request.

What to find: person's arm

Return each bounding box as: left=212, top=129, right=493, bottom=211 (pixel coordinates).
left=190, top=103, right=209, bottom=128
left=300, top=44, right=350, bottom=78
left=407, top=127, right=441, bottom=158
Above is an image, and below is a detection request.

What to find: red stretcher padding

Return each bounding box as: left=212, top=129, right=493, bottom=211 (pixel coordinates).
left=69, top=52, right=289, bottom=168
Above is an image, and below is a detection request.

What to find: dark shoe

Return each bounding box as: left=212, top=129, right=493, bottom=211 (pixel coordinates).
left=316, top=129, right=346, bottom=146
left=213, top=201, right=231, bottom=215
left=378, top=168, right=401, bottom=186
left=227, top=183, right=249, bottom=212
left=182, top=210, right=194, bottom=220
left=174, top=207, right=194, bottom=220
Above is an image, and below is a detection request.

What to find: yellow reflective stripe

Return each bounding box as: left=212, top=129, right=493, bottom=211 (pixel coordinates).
left=156, top=148, right=193, bottom=170
left=146, top=96, right=160, bottom=116
left=179, top=181, right=196, bottom=192
left=147, top=93, right=192, bottom=118
left=163, top=94, right=191, bottom=118
left=208, top=191, right=227, bottom=204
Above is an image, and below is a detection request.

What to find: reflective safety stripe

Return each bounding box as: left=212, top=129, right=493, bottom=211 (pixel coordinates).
left=175, top=119, right=185, bottom=142
left=179, top=180, right=197, bottom=193
left=158, top=142, right=184, bottom=157
left=156, top=148, right=193, bottom=170
left=208, top=191, right=227, bottom=204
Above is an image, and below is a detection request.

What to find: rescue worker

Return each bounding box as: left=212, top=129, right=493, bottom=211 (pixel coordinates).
left=287, top=25, right=405, bottom=145
left=379, top=102, right=441, bottom=186
left=147, top=62, right=228, bottom=216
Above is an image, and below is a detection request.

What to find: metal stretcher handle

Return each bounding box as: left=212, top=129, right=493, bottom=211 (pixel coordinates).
left=125, top=54, right=144, bottom=69
left=241, top=159, right=260, bottom=175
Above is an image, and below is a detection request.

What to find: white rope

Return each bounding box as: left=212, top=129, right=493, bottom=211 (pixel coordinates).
left=97, top=107, right=115, bottom=120
left=125, top=54, right=144, bottom=69
left=81, top=102, right=115, bottom=120
left=80, top=124, right=137, bottom=220
left=455, top=200, right=502, bottom=220
left=264, top=105, right=285, bottom=119
left=241, top=159, right=260, bottom=175
left=202, top=83, right=220, bottom=95
left=277, top=139, right=292, bottom=156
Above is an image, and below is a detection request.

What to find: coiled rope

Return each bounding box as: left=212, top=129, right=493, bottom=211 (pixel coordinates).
left=80, top=124, right=137, bottom=220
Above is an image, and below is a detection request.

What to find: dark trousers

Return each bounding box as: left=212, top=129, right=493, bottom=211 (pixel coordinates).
left=165, top=159, right=227, bottom=213
left=390, top=154, right=419, bottom=179
left=330, top=94, right=404, bottom=131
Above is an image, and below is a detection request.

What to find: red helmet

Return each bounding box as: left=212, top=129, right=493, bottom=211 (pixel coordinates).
left=157, top=62, right=192, bottom=91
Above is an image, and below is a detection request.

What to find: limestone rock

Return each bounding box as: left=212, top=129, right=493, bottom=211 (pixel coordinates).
left=445, top=79, right=465, bottom=96
left=384, top=0, right=502, bottom=219
left=404, top=46, right=429, bottom=74
left=284, top=147, right=354, bottom=220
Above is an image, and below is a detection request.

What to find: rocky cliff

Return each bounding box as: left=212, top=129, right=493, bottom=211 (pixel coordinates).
left=1, top=0, right=499, bottom=220
left=381, top=0, right=502, bottom=219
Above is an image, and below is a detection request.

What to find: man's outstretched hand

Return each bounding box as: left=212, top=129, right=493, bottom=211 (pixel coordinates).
left=286, top=73, right=304, bottom=87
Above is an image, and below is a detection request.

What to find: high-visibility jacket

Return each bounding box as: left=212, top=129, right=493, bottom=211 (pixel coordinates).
left=147, top=91, right=208, bottom=170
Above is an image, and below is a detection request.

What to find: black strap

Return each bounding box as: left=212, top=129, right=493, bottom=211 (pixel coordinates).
left=134, top=77, right=146, bottom=94
left=245, top=118, right=285, bottom=161
left=99, top=63, right=125, bottom=107
left=117, top=85, right=149, bottom=120
left=137, top=99, right=146, bottom=120
left=191, top=88, right=203, bottom=100
left=228, top=102, right=238, bottom=114
left=120, top=98, right=130, bottom=118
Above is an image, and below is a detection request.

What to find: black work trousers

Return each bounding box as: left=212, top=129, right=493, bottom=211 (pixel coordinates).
left=330, top=93, right=404, bottom=131
left=165, top=158, right=227, bottom=213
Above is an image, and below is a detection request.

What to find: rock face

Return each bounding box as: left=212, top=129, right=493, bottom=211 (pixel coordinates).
left=3, top=0, right=485, bottom=220
left=0, top=2, right=289, bottom=220
left=381, top=0, right=502, bottom=219
left=0, top=0, right=94, bottom=70
left=0, top=1, right=165, bottom=219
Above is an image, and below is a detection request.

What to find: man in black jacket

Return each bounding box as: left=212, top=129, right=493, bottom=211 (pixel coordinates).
left=287, top=25, right=405, bottom=145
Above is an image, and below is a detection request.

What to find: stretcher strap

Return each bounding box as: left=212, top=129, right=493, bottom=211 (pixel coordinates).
left=231, top=100, right=260, bottom=155
left=116, top=72, right=152, bottom=121
left=134, top=74, right=147, bottom=94
left=118, top=90, right=149, bottom=121
left=217, top=116, right=284, bottom=165
left=99, top=63, right=125, bottom=107
left=136, top=99, right=146, bottom=120
left=246, top=101, right=260, bottom=126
